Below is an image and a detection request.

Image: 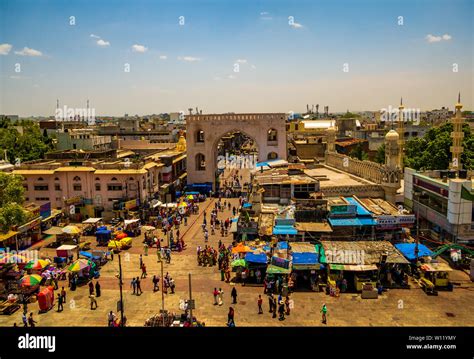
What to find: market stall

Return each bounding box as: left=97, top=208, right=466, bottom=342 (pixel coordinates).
left=82, top=218, right=103, bottom=236
left=95, top=227, right=112, bottom=246
left=124, top=219, right=141, bottom=237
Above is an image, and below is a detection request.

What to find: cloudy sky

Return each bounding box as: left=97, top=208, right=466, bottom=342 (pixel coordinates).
left=0, top=0, right=472, bottom=116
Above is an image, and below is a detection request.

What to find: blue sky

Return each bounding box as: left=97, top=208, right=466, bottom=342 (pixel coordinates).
left=0, top=0, right=472, bottom=116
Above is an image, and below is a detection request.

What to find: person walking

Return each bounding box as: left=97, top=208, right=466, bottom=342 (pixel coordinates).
left=136, top=277, right=143, bottom=295
left=268, top=294, right=274, bottom=313
left=22, top=312, right=28, bottom=327
left=169, top=277, right=175, bottom=294
left=61, top=287, right=67, bottom=302
left=110, top=250, right=114, bottom=261
left=231, top=287, right=237, bottom=304
left=89, top=294, right=98, bottom=310
left=152, top=275, right=160, bottom=292
left=141, top=263, right=147, bottom=279
left=131, top=277, right=137, bottom=295
left=285, top=296, right=291, bottom=316
left=213, top=288, right=219, bottom=305
left=57, top=293, right=64, bottom=312
left=28, top=313, right=37, bottom=327
left=227, top=307, right=235, bottom=327
left=320, top=303, right=328, bottom=324
left=257, top=295, right=263, bottom=314
left=272, top=296, right=277, bottom=319
left=139, top=254, right=143, bottom=269
left=278, top=300, right=285, bottom=321
left=88, top=281, right=94, bottom=296
left=144, top=243, right=149, bottom=256
left=95, top=281, right=101, bottom=297
left=218, top=288, right=224, bottom=306
left=108, top=311, right=116, bottom=327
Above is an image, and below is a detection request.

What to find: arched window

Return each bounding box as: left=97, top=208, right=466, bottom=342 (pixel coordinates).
left=95, top=177, right=100, bottom=181
left=196, top=153, right=206, bottom=171
left=37, top=177, right=44, bottom=181
left=111, top=177, right=118, bottom=181
left=196, top=130, right=205, bottom=143
left=267, top=152, right=278, bottom=160
left=73, top=176, right=81, bottom=182
left=267, top=128, right=278, bottom=142
left=54, top=177, right=59, bottom=181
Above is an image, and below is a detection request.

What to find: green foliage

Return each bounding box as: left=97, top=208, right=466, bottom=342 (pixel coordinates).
left=0, top=120, right=53, bottom=164
left=0, top=173, right=25, bottom=207
left=404, top=123, right=473, bottom=170
left=0, top=203, right=29, bottom=233
left=349, top=143, right=369, bottom=161
left=374, top=144, right=385, bottom=164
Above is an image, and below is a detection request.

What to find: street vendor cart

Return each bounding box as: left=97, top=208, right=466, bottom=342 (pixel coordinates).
left=419, top=262, right=453, bottom=294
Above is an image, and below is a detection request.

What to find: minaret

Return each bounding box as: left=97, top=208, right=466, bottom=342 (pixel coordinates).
left=450, top=92, right=464, bottom=170
left=397, top=97, right=405, bottom=169
left=326, top=126, right=336, bottom=153
left=385, top=129, right=400, bottom=169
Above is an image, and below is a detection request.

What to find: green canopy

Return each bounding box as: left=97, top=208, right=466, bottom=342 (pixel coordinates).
left=266, top=264, right=291, bottom=274
left=231, top=259, right=247, bottom=268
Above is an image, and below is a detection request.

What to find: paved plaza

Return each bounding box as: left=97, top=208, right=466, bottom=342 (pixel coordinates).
left=1, top=197, right=473, bottom=327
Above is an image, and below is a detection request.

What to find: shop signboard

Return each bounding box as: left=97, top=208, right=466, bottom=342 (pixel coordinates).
left=330, top=204, right=356, bottom=216
left=125, top=199, right=139, bottom=210
left=271, top=256, right=290, bottom=269
left=65, top=196, right=83, bottom=206
left=39, top=202, right=52, bottom=219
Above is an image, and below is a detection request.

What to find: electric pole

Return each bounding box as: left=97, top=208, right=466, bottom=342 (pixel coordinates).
left=118, top=253, right=124, bottom=327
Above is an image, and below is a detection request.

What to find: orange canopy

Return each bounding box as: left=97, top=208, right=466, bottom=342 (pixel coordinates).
left=232, top=243, right=251, bottom=254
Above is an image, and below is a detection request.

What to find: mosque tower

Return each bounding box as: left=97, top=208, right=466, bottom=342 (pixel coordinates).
left=450, top=93, right=464, bottom=170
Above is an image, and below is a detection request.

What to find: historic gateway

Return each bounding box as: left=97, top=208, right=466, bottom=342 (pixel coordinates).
left=186, top=113, right=287, bottom=190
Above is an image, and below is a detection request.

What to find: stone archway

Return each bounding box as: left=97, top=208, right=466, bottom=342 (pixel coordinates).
left=186, top=113, right=287, bottom=189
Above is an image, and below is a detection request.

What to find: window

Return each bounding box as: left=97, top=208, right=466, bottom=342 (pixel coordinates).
left=107, top=184, right=123, bottom=191
left=37, top=177, right=44, bottom=181
left=196, top=153, right=206, bottom=171
left=267, top=128, right=278, bottom=142
left=111, top=177, right=118, bottom=181
left=34, top=185, right=49, bottom=191
left=267, top=152, right=278, bottom=160
left=54, top=184, right=61, bottom=191
left=196, top=130, right=205, bottom=143
left=73, top=184, right=82, bottom=191
left=95, top=177, right=100, bottom=181
left=73, top=176, right=81, bottom=182
left=23, top=184, right=28, bottom=191
left=95, top=184, right=101, bottom=191
left=35, top=197, right=50, bottom=201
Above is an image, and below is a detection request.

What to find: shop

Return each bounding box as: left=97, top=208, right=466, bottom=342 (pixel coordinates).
left=291, top=252, right=324, bottom=291
left=0, top=231, right=19, bottom=251
left=244, top=252, right=268, bottom=284
left=16, top=217, right=42, bottom=249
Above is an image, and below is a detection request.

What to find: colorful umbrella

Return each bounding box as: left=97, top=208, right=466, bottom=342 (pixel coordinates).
left=141, top=225, right=156, bottom=231
left=186, top=195, right=194, bottom=200
left=115, top=232, right=128, bottom=239
left=231, top=259, right=247, bottom=267
left=20, top=274, right=42, bottom=287
left=178, top=202, right=188, bottom=208
left=62, top=225, right=81, bottom=235
left=25, top=259, right=50, bottom=270
left=232, top=243, right=252, bottom=254
left=67, top=259, right=93, bottom=272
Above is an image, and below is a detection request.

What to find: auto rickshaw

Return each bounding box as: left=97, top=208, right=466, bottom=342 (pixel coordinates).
left=419, top=262, right=453, bottom=294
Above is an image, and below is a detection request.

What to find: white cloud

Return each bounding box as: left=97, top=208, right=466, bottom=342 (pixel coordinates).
left=14, top=47, right=43, bottom=57
left=260, top=12, right=269, bottom=15
left=251, top=64, right=257, bottom=70
left=0, top=43, right=12, bottom=55
left=97, top=39, right=110, bottom=47
left=228, top=74, right=236, bottom=80
left=235, top=59, right=247, bottom=64
left=290, top=22, right=304, bottom=29
left=132, top=44, right=148, bottom=53
left=90, top=34, right=101, bottom=39
left=426, top=34, right=452, bottom=43
left=178, top=56, right=201, bottom=62
left=159, top=55, right=168, bottom=60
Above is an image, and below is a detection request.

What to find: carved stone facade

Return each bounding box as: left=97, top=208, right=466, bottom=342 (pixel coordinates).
left=186, top=113, right=287, bottom=189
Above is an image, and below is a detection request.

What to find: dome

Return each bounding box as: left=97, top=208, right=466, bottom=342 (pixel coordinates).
left=385, top=130, right=399, bottom=141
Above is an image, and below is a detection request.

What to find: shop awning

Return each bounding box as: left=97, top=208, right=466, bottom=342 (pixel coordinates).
left=245, top=252, right=267, bottom=264
left=43, top=227, right=65, bottom=235
left=82, top=218, right=102, bottom=224
left=329, top=263, right=378, bottom=271
left=295, top=222, right=333, bottom=233
left=266, top=264, right=291, bottom=274
left=292, top=252, right=318, bottom=265
left=394, top=243, right=433, bottom=261
left=124, top=219, right=140, bottom=226
left=273, top=225, right=297, bottom=235
left=0, top=231, right=18, bottom=243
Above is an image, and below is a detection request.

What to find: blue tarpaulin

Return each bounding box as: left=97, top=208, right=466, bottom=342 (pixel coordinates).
left=328, top=217, right=376, bottom=227
left=245, top=252, right=267, bottom=264
left=96, top=229, right=111, bottom=235
left=273, top=225, right=297, bottom=235
left=394, top=243, right=433, bottom=261
left=242, top=203, right=252, bottom=208
left=79, top=251, right=100, bottom=260
left=292, top=252, right=318, bottom=265
left=276, top=241, right=289, bottom=250
left=344, top=197, right=372, bottom=216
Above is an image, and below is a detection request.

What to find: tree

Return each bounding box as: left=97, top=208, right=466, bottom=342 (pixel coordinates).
left=349, top=143, right=369, bottom=161
left=0, top=120, right=53, bottom=164
left=404, top=123, right=473, bottom=170
left=0, top=173, right=25, bottom=207
left=374, top=144, right=385, bottom=164
left=0, top=203, right=29, bottom=233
